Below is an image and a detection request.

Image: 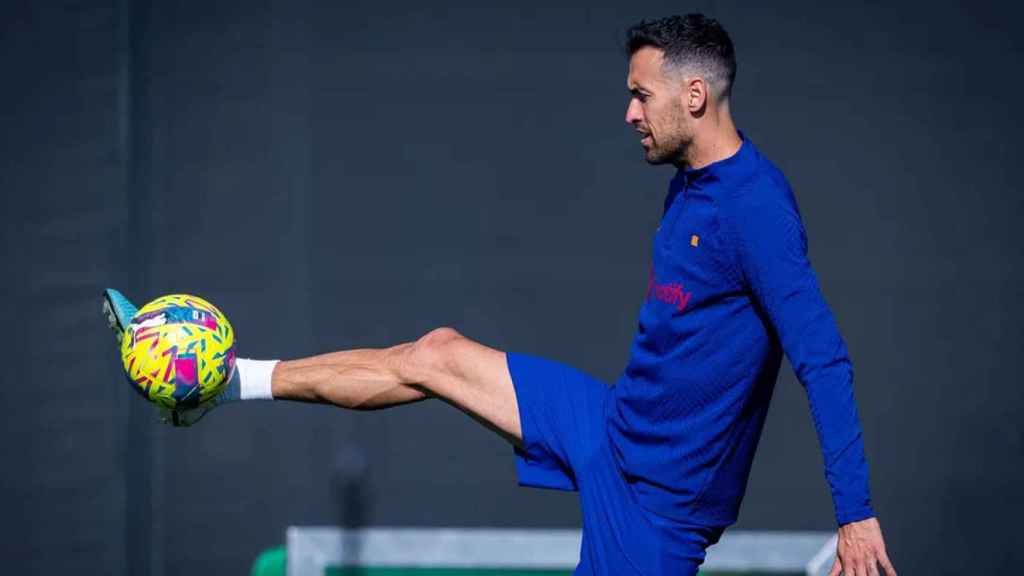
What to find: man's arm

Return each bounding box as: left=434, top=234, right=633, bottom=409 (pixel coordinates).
left=723, top=181, right=896, bottom=574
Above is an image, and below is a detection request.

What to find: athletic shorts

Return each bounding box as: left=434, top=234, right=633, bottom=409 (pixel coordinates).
left=508, top=352, right=723, bottom=576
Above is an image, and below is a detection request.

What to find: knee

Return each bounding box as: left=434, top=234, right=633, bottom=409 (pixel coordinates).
left=387, top=327, right=468, bottom=385
left=409, top=326, right=467, bottom=377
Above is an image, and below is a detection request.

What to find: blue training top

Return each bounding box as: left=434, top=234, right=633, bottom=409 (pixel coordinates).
left=608, top=134, right=874, bottom=528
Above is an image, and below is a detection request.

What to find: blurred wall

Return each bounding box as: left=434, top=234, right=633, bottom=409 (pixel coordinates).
left=2, top=1, right=1022, bottom=574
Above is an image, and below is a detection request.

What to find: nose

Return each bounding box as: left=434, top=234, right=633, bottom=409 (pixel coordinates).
left=625, top=98, right=643, bottom=126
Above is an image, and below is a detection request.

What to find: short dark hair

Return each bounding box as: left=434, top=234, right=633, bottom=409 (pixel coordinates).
left=626, top=14, right=737, bottom=100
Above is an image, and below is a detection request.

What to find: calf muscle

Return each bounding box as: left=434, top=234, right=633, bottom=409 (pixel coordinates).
left=273, top=345, right=429, bottom=409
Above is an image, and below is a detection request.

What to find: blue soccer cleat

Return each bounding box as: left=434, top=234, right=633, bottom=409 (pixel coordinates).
left=165, top=369, right=241, bottom=426
left=102, top=288, right=138, bottom=344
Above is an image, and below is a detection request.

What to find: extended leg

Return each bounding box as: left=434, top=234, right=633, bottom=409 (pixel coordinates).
left=271, top=327, right=523, bottom=445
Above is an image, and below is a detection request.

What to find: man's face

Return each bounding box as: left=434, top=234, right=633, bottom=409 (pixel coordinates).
left=625, top=47, right=690, bottom=165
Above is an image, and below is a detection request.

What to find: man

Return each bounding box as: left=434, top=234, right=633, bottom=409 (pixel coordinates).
left=105, top=14, right=895, bottom=576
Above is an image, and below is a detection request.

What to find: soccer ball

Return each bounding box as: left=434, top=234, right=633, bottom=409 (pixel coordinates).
left=120, top=294, right=236, bottom=410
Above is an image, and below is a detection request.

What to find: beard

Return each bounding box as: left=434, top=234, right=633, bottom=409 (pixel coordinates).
left=642, top=121, right=690, bottom=166
left=644, top=139, right=685, bottom=165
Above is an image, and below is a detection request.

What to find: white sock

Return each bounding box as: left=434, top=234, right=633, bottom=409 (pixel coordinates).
left=236, top=358, right=279, bottom=400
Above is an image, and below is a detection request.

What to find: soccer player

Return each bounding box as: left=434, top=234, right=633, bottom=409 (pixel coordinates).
left=105, top=14, right=895, bottom=576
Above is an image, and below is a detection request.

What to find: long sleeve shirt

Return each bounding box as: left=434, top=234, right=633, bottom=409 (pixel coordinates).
left=608, top=134, right=874, bottom=527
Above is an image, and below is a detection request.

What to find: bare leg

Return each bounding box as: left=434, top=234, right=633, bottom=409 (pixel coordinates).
left=270, top=327, right=523, bottom=445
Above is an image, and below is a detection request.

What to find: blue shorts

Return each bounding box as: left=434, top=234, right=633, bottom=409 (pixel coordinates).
left=508, top=352, right=723, bottom=576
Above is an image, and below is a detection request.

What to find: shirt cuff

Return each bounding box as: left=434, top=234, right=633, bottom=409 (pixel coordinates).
left=835, top=504, right=875, bottom=526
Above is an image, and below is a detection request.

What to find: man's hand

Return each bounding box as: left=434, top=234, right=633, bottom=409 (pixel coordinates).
left=828, top=516, right=896, bottom=576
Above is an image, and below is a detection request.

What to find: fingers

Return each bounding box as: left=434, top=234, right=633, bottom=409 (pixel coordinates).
left=836, top=552, right=867, bottom=576
left=838, top=551, right=895, bottom=576
left=879, top=550, right=897, bottom=575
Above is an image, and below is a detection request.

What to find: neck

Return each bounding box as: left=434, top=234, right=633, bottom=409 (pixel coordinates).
left=679, top=102, right=742, bottom=171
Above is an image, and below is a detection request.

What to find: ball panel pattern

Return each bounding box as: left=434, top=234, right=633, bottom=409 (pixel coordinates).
left=120, top=294, right=236, bottom=409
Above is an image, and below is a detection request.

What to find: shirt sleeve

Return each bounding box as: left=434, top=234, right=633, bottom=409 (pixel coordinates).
left=724, top=182, right=875, bottom=525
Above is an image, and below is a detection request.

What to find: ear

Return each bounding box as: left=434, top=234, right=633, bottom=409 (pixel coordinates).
left=684, top=77, right=708, bottom=113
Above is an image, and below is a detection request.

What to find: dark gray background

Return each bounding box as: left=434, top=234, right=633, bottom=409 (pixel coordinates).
left=2, top=1, right=1022, bottom=574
